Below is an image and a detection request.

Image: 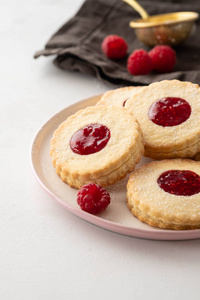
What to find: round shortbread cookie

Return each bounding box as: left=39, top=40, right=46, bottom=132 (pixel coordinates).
left=97, top=86, right=142, bottom=108
left=127, top=159, right=200, bottom=230
left=125, top=80, right=200, bottom=159
left=50, top=105, right=144, bottom=189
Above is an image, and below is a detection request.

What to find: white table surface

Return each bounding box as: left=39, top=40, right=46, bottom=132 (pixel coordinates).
left=1, top=0, right=200, bottom=299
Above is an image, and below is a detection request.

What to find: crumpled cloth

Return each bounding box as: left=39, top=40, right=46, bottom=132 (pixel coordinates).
left=34, top=0, right=200, bottom=86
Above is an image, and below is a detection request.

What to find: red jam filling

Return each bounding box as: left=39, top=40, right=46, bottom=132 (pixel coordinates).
left=70, top=123, right=110, bottom=155
left=148, top=97, right=191, bottom=127
left=157, top=170, right=200, bottom=196
left=123, top=98, right=129, bottom=107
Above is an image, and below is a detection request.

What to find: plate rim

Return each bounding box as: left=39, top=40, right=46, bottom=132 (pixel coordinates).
left=30, top=95, right=200, bottom=241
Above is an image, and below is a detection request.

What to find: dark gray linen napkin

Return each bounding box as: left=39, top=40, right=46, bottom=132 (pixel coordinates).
left=34, top=0, right=200, bottom=86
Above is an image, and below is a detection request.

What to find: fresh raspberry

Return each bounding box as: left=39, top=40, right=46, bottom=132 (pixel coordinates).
left=77, top=183, right=111, bottom=214
left=127, top=49, right=152, bottom=75
left=101, top=35, right=128, bottom=59
left=149, top=45, right=176, bottom=73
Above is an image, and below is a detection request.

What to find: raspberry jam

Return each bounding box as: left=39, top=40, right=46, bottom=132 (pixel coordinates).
left=70, top=123, right=110, bottom=155
left=148, top=97, right=191, bottom=127
left=123, top=98, right=129, bottom=107
left=157, top=170, right=200, bottom=196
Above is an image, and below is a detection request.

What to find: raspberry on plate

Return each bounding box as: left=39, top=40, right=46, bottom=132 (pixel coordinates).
left=77, top=183, right=111, bottom=214
left=101, top=35, right=128, bottom=59
left=127, top=49, right=152, bottom=75
left=149, top=45, right=176, bottom=73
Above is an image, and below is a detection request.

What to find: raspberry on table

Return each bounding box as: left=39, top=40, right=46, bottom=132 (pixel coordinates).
left=149, top=45, right=176, bottom=73
left=127, top=49, right=152, bottom=75
left=101, top=35, right=128, bottom=59
left=77, top=183, right=111, bottom=214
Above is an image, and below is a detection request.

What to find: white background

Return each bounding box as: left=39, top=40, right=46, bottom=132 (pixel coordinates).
left=1, top=0, right=200, bottom=299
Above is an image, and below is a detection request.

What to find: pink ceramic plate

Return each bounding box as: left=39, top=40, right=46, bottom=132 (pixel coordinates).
left=31, top=95, right=200, bottom=240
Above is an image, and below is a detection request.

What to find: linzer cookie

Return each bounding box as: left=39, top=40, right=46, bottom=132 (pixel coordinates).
left=50, top=105, right=144, bottom=189
left=125, top=80, right=200, bottom=159
left=127, top=159, right=200, bottom=230
left=97, top=86, right=142, bottom=108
